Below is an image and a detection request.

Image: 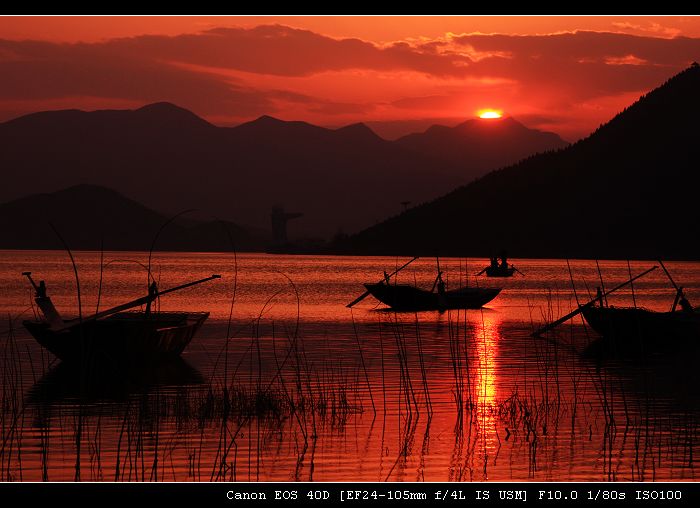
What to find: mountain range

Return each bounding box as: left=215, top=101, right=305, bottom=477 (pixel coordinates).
left=340, top=63, right=700, bottom=260
left=395, top=116, right=567, bottom=173
left=0, top=104, right=566, bottom=239
left=0, top=185, right=266, bottom=251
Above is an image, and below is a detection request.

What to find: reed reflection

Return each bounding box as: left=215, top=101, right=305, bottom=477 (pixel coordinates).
left=3, top=253, right=700, bottom=481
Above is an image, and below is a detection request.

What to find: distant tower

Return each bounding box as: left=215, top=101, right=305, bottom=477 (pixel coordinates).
left=271, top=206, right=303, bottom=246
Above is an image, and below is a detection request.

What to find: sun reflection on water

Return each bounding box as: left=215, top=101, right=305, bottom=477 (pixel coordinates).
left=474, top=310, right=502, bottom=470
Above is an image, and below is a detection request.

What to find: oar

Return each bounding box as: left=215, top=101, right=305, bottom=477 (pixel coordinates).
left=346, top=257, right=418, bottom=308
left=431, top=256, right=443, bottom=292
left=658, top=259, right=681, bottom=291
left=475, top=267, right=488, bottom=276
left=513, top=267, right=525, bottom=276
left=658, top=259, right=689, bottom=311
left=58, top=274, right=222, bottom=329
left=531, top=265, right=658, bottom=337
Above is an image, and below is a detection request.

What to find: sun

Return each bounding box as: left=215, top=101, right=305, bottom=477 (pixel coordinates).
left=478, top=109, right=503, bottom=119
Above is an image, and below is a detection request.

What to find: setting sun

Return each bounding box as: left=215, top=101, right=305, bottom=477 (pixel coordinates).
left=478, top=109, right=503, bottom=119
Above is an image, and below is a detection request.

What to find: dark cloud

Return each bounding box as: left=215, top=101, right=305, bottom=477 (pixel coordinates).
left=454, top=31, right=700, bottom=100
left=0, top=39, right=275, bottom=116
left=96, top=25, right=474, bottom=77
left=456, top=31, right=699, bottom=64
left=0, top=26, right=699, bottom=139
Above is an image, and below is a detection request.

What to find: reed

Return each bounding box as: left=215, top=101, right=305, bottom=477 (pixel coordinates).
left=2, top=257, right=699, bottom=482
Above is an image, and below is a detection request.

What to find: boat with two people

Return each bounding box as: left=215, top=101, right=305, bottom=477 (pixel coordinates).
left=476, top=251, right=524, bottom=278
left=22, top=271, right=221, bottom=365
left=348, top=257, right=501, bottom=312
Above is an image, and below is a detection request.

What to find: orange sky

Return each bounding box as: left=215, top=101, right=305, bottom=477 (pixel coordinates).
left=1, top=16, right=699, bottom=140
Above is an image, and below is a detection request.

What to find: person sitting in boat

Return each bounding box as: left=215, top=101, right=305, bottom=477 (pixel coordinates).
left=435, top=272, right=447, bottom=309
left=34, top=279, right=65, bottom=328
left=596, top=287, right=604, bottom=306
left=679, top=292, right=693, bottom=313
left=37, top=280, right=47, bottom=299
left=437, top=272, right=446, bottom=295
left=490, top=257, right=499, bottom=270
left=499, top=254, right=509, bottom=269
left=145, top=281, right=158, bottom=314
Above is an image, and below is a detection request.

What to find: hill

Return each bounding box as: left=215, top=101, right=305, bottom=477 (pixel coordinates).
left=340, top=63, right=700, bottom=260
left=0, top=103, right=566, bottom=239
left=0, top=185, right=266, bottom=251
left=394, top=116, right=567, bottom=176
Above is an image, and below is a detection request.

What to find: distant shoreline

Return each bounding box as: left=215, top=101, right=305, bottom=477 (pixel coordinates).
left=0, top=247, right=696, bottom=263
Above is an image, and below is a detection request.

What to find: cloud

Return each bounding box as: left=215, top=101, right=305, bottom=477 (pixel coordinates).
left=3, top=27, right=695, bottom=105
left=0, top=34, right=384, bottom=121
left=604, top=55, right=650, bottom=66
left=0, top=39, right=277, bottom=116
left=611, top=21, right=682, bottom=38
left=0, top=25, right=699, bottom=141
left=93, top=25, right=476, bottom=77
left=451, top=31, right=700, bottom=100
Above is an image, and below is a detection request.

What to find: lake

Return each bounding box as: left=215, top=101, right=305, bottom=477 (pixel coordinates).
left=1, top=251, right=699, bottom=481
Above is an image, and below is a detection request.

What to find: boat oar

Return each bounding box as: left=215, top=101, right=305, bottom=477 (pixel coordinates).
left=431, top=256, right=443, bottom=292
left=513, top=267, right=525, bottom=276
left=531, top=265, right=658, bottom=337
left=58, top=274, right=222, bottom=329
left=658, top=259, right=684, bottom=294
left=152, top=274, right=222, bottom=299
left=658, top=259, right=690, bottom=311
left=21, top=272, right=40, bottom=291
left=346, top=256, right=418, bottom=308
left=475, top=267, right=488, bottom=276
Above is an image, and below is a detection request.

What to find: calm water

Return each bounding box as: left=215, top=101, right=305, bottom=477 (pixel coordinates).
left=1, top=251, right=699, bottom=481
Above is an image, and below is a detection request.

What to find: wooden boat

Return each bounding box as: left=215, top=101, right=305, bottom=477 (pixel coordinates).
left=347, top=257, right=501, bottom=311
left=484, top=265, right=516, bottom=277
left=580, top=304, right=700, bottom=347
left=22, top=272, right=220, bottom=365
left=532, top=266, right=659, bottom=338
left=581, top=262, right=700, bottom=349
left=477, top=254, right=523, bottom=278
left=364, top=282, right=501, bottom=311
left=533, top=262, right=700, bottom=355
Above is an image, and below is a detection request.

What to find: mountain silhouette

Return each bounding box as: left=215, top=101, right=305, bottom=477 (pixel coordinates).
left=340, top=63, right=700, bottom=260
left=394, top=116, right=567, bottom=176
left=0, top=103, right=565, bottom=239
left=0, top=184, right=266, bottom=251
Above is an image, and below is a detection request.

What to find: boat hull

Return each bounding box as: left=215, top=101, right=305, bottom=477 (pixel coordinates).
left=23, top=311, right=209, bottom=365
left=581, top=305, right=700, bottom=350
left=485, top=266, right=516, bottom=277
left=364, top=283, right=500, bottom=311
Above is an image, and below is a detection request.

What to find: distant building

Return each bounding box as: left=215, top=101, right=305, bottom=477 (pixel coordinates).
left=271, top=206, right=303, bottom=246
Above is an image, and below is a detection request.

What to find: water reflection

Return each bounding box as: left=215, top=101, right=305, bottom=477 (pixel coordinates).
left=3, top=253, right=700, bottom=481
left=474, top=310, right=500, bottom=461
left=27, top=357, right=204, bottom=407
